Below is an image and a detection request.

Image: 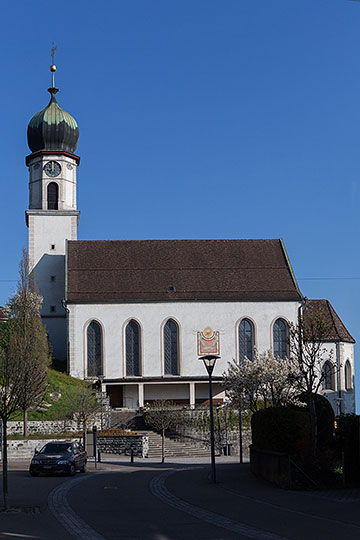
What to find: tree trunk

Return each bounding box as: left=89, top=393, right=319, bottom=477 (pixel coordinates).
left=23, top=409, right=28, bottom=437
left=309, top=393, right=318, bottom=457
left=2, top=418, right=8, bottom=511
left=161, top=427, right=165, bottom=463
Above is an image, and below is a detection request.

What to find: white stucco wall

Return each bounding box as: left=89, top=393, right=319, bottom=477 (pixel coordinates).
left=68, top=300, right=300, bottom=380
left=28, top=154, right=78, bottom=211
left=26, top=153, right=80, bottom=362
left=319, top=340, right=355, bottom=415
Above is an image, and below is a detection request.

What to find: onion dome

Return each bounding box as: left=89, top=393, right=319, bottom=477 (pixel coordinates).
left=27, top=87, right=79, bottom=154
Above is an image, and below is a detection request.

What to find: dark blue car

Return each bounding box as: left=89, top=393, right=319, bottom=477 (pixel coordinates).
left=29, top=441, right=87, bottom=476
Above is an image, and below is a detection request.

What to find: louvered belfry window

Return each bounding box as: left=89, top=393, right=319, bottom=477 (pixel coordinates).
left=273, top=318, right=288, bottom=359
left=164, top=319, right=179, bottom=375
left=47, top=182, right=59, bottom=210
left=126, top=320, right=141, bottom=376
left=87, top=321, right=102, bottom=377
left=239, top=319, right=254, bottom=362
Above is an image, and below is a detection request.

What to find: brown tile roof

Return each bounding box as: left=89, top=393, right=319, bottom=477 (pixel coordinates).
left=304, top=299, right=355, bottom=343
left=66, top=239, right=302, bottom=303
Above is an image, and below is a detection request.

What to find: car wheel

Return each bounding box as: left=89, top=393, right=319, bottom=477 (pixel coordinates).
left=30, top=471, right=39, bottom=477
left=69, top=464, right=76, bottom=476
left=80, top=461, right=87, bottom=473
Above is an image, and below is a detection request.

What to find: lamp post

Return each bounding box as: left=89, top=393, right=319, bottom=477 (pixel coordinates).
left=199, top=354, right=220, bottom=483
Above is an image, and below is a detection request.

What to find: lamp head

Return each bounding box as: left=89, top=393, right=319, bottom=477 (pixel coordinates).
left=199, top=354, right=221, bottom=376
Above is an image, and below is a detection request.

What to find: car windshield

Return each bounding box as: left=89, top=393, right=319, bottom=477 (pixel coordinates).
left=39, top=443, right=72, bottom=455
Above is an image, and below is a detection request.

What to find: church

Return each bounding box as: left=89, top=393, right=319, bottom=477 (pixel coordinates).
left=24, top=63, right=356, bottom=415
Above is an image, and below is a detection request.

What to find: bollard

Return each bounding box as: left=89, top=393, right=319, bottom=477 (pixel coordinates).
left=130, top=448, right=134, bottom=463
left=98, top=450, right=101, bottom=463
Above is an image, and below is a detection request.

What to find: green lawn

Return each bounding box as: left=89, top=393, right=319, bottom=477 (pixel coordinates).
left=11, top=368, right=90, bottom=421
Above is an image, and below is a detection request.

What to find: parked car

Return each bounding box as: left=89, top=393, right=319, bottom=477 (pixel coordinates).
left=29, top=441, right=87, bottom=476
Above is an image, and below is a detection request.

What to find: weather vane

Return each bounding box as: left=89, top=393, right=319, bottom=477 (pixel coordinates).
left=50, top=42, right=57, bottom=88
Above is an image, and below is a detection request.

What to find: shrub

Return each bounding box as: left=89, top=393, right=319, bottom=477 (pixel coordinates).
left=251, top=407, right=311, bottom=458
left=336, top=414, right=360, bottom=484
left=297, top=393, right=334, bottom=449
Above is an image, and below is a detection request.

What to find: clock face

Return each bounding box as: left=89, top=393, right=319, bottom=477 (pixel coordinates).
left=44, top=161, right=61, bottom=177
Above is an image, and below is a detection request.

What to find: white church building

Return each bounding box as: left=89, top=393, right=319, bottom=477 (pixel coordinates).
left=24, top=66, right=356, bottom=415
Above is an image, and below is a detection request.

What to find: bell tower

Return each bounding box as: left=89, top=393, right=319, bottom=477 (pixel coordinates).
left=25, top=51, right=80, bottom=363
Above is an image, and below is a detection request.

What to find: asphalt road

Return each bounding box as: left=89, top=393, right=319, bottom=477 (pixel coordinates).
left=2, top=457, right=360, bottom=540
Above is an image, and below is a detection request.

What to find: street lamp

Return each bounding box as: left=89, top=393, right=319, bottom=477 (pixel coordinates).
left=199, top=354, right=220, bottom=483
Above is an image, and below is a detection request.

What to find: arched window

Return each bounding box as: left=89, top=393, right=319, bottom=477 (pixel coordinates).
left=273, top=318, right=288, bottom=359
left=126, top=320, right=141, bottom=376
left=345, top=360, right=352, bottom=390
left=47, top=182, right=59, bottom=210
left=87, top=321, right=102, bottom=377
left=164, top=319, right=179, bottom=375
left=238, top=319, right=254, bottom=362
left=322, top=361, right=335, bottom=390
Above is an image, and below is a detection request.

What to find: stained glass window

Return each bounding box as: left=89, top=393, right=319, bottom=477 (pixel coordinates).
left=47, top=182, right=59, bottom=210
left=87, top=321, right=102, bottom=377
left=238, top=319, right=254, bottom=362
left=126, top=320, right=141, bottom=376
left=273, top=319, right=288, bottom=359
left=164, top=319, right=179, bottom=375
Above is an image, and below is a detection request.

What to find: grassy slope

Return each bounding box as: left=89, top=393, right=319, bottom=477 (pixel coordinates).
left=11, top=368, right=90, bottom=421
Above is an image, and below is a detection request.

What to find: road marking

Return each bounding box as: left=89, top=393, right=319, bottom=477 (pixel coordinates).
left=48, top=475, right=106, bottom=540
left=150, top=468, right=290, bottom=540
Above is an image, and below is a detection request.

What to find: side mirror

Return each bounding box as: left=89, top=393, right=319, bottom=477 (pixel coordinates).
left=34, top=448, right=38, bottom=455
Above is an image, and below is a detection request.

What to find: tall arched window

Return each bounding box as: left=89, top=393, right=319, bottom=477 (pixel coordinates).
left=238, top=319, right=254, bottom=362
left=345, top=360, right=352, bottom=390
left=273, top=318, right=288, bottom=359
left=47, top=182, right=59, bottom=210
left=126, top=320, right=141, bottom=376
left=164, top=319, right=179, bottom=375
left=322, top=361, right=335, bottom=390
left=87, top=321, right=102, bottom=377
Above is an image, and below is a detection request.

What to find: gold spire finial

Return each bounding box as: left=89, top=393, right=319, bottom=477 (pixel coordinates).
left=50, top=42, right=57, bottom=88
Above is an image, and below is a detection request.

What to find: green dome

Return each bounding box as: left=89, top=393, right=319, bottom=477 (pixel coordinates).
left=27, top=88, right=79, bottom=154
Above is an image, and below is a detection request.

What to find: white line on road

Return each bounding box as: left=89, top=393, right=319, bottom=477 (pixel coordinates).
left=48, top=475, right=107, bottom=540
left=150, top=468, right=290, bottom=540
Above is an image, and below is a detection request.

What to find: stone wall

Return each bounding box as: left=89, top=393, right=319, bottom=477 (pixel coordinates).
left=97, top=435, right=149, bottom=458
left=7, top=417, right=107, bottom=436
left=7, top=438, right=79, bottom=459
left=167, top=409, right=252, bottom=459
left=250, top=446, right=292, bottom=489
left=7, top=420, right=79, bottom=435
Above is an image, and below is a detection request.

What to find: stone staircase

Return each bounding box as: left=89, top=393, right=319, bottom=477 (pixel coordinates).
left=111, top=411, right=210, bottom=459
left=137, top=429, right=210, bottom=459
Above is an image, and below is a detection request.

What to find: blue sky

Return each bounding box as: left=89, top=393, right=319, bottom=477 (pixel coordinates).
left=1, top=0, right=359, bottom=406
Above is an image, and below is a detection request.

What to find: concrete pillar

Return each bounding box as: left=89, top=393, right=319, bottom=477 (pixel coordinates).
left=138, top=383, right=144, bottom=408
left=189, top=382, right=195, bottom=409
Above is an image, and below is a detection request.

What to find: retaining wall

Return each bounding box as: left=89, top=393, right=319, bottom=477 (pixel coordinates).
left=250, top=445, right=292, bottom=489
left=97, top=435, right=149, bottom=458
left=6, top=438, right=79, bottom=459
